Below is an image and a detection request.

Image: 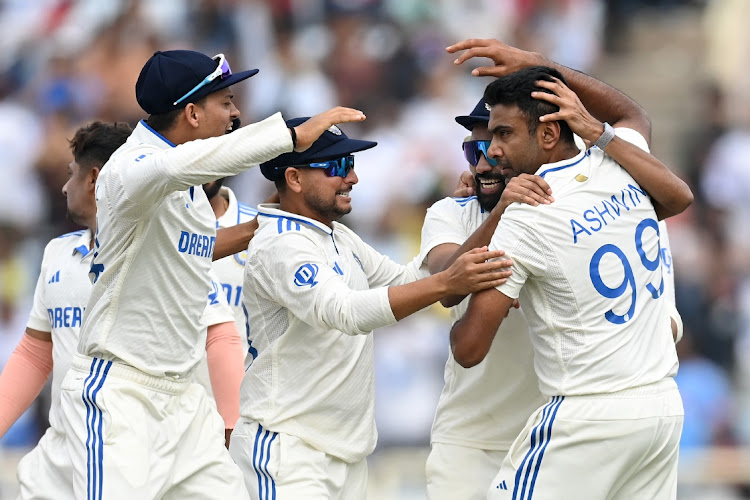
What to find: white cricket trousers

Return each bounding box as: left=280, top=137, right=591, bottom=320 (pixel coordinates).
left=426, top=443, right=508, bottom=500
left=486, top=378, right=683, bottom=500
left=229, top=418, right=368, bottom=499
left=16, top=427, right=74, bottom=499
left=60, top=354, right=250, bottom=499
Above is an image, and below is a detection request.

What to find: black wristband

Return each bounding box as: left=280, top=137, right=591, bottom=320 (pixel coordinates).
left=288, top=127, right=297, bottom=149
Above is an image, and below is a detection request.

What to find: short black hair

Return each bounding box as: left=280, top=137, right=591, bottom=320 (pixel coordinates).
left=69, top=121, right=133, bottom=171
left=145, top=95, right=208, bottom=133
left=483, top=66, right=574, bottom=144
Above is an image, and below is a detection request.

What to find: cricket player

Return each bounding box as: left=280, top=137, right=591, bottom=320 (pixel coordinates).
left=0, top=121, right=246, bottom=498
left=449, top=62, right=691, bottom=499
left=58, top=49, right=366, bottom=499
left=229, top=119, right=513, bottom=499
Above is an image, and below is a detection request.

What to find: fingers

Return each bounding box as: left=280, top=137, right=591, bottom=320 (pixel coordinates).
left=503, top=175, right=554, bottom=206
left=471, top=277, right=508, bottom=291
left=445, top=38, right=494, bottom=54
left=465, top=247, right=506, bottom=261
left=454, top=171, right=476, bottom=197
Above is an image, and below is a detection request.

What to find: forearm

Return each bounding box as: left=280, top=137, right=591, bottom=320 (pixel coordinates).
left=0, top=333, right=53, bottom=437
left=213, top=221, right=256, bottom=260
left=206, top=322, right=244, bottom=430
left=435, top=213, right=502, bottom=307
left=388, top=273, right=449, bottom=320
left=602, top=136, right=693, bottom=219
left=157, top=113, right=293, bottom=192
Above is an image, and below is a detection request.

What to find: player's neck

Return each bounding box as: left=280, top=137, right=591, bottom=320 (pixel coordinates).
left=547, top=144, right=582, bottom=165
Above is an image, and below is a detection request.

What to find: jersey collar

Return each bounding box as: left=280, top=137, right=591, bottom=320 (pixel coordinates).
left=73, top=229, right=94, bottom=258
left=537, top=148, right=589, bottom=179
left=131, top=120, right=177, bottom=149
left=257, top=204, right=333, bottom=235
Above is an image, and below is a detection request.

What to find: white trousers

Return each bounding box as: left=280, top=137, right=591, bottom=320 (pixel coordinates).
left=487, top=379, right=683, bottom=500
left=60, top=354, right=249, bottom=499
left=426, top=442, right=507, bottom=500
left=229, top=418, right=367, bottom=500
left=16, top=427, right=73, bottom=499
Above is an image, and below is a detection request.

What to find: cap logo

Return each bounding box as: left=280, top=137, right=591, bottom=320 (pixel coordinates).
left=327, top=125, right=342, bottom=136
left=485, top=103, right=491, bottom=111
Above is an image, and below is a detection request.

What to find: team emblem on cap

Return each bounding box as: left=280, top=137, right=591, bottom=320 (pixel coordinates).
left=327, top=125, right=342, bottom=136
left=485, top=103, right=491, bottom=111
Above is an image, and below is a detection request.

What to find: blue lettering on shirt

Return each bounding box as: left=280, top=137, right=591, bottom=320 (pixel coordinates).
left=177, top=230, right=215, bottom=258
left=47, top=307, right=85, bottom=328
left=570, top=184, right=650, bottom=244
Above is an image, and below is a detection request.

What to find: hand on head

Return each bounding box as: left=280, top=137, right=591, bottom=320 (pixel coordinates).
left=446, top=38, right=544, bottom=78
left=292, top=107, right=366, bottom=152
left=532, top=77, right=602, bottom=147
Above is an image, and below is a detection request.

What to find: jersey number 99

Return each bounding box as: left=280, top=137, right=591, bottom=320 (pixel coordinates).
left=589, top=218, right=664, bottom=324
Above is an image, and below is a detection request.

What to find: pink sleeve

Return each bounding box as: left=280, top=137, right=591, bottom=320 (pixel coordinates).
left=0, top=333, right=53, bottom=437
left=205, top=321, right=244, bottom=429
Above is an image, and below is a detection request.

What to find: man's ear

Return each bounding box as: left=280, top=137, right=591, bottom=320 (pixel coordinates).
left=285, top=167, right=303, bottom=194
left=183, top=103, right=201, bottom=128
left=538, top=120, right=561, bottom=151
left=89, top=166, right=101, bottom=190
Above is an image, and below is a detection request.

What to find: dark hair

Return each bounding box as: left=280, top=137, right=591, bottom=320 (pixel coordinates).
left=69, top=121, right=133, bottom=171
left=483, top=66, right=574, bottom=144
left=145, top=95, right=208, bottom=133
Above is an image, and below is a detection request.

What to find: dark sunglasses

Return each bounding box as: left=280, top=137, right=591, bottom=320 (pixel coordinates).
left=294, top=155, right=355, bottom=178
left=462, top=140, right=498, bottom=167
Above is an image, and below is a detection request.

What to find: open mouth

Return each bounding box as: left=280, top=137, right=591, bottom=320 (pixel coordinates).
left=479, top=178, right=503, bottom=195
left=336, top=190, right=352, bottom=200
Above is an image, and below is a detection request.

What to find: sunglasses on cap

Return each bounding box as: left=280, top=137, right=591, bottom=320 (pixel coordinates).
left=462, top=140, right=498, bottom=167
left=293, top=155, right=355, bottom=178
left=173, top=53, right=232, bottom=106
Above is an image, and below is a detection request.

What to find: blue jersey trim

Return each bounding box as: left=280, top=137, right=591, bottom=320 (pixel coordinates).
left=139, top=119, right=176, bottom=147
left=56, top=230, right=85, bottom=239
left=260, top=213, right=330, bottom=235
left=75, top=245, right=91, bottom=257
left=538, top=150, right=589, bottom=179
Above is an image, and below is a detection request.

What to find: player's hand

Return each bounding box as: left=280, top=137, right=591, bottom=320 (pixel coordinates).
left=446, top=38, right=545, bottom=78
left=293, top=107, right=366, bottom=152
left=442, top=247, right=512, bottom=296
left=533, top=77, right=603, bottom=148
left=491, top=174, right=554, bottom=216
left=453, top=171, right=476, bottom=197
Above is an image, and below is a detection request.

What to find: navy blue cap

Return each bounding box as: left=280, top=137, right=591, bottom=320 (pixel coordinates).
left=135, top=50, right=259, bottom=115
left=260, top=117, right=377, bottom=181
left=455, top=98, right=490, bottom=131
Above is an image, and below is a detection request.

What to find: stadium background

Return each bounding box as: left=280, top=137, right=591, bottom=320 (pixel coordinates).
left=0, top=0, right=748, bottom=498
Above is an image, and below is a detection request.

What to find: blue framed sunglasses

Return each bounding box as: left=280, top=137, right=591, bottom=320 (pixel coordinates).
left=173, top=53, right=232, bottom=106
left=295, top=155, right=355, bottom=178
left=462, top=140, right=498, bottom=167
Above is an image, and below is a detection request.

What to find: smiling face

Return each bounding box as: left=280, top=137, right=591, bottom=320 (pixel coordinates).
left=469, top=125, right=505, bottom=212
left=194, top=87, right=240, bottom=139
left=487, top=103, right=546, bottom=182
left=298, top=164, right=358, bottom=224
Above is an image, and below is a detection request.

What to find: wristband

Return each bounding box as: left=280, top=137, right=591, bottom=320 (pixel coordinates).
left=593, top=122, right=615, bottom=150
left=288, top=127, right=298, bottom=149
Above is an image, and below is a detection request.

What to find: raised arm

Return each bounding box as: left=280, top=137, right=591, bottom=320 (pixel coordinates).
left=447, top=39, right=650, bottom=141
left=532, top=76, right=693, bottom=219
left=447, top=39, right=693, bottom=218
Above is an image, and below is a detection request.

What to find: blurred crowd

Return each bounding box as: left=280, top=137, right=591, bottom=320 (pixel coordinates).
left=0, top=0, right=748, bottom=495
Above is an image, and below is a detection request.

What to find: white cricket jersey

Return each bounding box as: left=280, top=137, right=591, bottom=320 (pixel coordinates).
left=418, top=197, right=545, bottom=450
left=211, top=186, right=258, bottom=361
left=490, top=128, right=679, bottom=396
left=26, top=230, right=93, bottom=433
left=241, top=204, right=420, bottom=463
left=78, top=115, right=292, bottom=378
